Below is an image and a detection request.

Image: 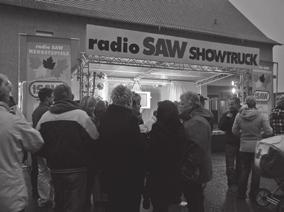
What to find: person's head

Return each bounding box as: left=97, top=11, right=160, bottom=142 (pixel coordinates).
left=111, top=85, right=132, bottom=108
left=228, top=96, right=241, bottom=112
left=38, top=87, right=53, bottom=105
left=0, top=74, right=12, bottom=104
left=153, top=110, right=157, bottom=118
left=132, top=92, right=141, bottom=113
left=245, top=96, right=256, bottom=109
left=53, top=84, right=73, bottom=102
left=94, top=100, right=108, bottom=119
left=157, top=100, right=180, bottom=127
left=198, top=94, right=207, bottom=107
left=80, top=96, right=96, bottom=117
left=179, top=91, right=201, bottom=113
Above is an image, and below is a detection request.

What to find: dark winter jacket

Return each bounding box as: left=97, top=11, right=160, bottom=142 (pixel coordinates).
left=32, top=102, right=50, bottom=128
left=148, top=121, right=185, bottom=203
left=36, top=100, right=99, bottom=172
left=99, top=104, right=145, bottom=193
left=218, top=110, right=240, bottom=146
left=179, top=107, right=213, bottom=183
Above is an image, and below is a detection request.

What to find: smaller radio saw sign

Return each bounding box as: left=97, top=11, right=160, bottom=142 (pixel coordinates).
left=254, top=90, right=270, bottom=102
left=29, top=81, right=63, bottom=98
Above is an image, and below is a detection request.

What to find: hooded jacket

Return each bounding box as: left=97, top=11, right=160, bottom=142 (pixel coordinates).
left=179, top=107, right=213, bottom=183
left=0, top=102, right=43, bottom=212
left=232, top=108, right=272, bottom=152
left=36, top=100, right=99, bottom=172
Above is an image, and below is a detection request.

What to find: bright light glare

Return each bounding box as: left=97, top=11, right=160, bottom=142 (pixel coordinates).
left=180, top=201, right=188, bottom=206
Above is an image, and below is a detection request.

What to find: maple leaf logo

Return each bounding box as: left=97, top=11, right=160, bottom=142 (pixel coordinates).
left=43, top=56, right=56, bottom=70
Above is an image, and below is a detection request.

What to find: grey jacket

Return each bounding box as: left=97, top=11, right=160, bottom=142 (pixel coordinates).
left=180, top=107, right=213, bottom=183
left=0, top=102, right=44, bottom=212
left=232, top=108, right=272, bottom=152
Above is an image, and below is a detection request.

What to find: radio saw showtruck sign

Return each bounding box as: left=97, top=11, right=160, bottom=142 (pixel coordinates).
left=86, top=25, right=260, bottom=69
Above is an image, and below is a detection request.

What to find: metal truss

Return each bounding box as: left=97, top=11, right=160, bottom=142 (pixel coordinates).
left=195, top=73, right=233, bottom=86
left=75, top=53, right=246, bottom=99
left=87, top=55, right=241, bottom=74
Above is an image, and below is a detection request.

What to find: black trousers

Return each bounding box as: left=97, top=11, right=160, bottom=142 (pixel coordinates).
left=238, top=152, right=260, bottom=198
left=183, top=182, right=204, bottom=212
left=225, top=144, right=240, bottom=186
left=51, top=171, right=87, bottom=212
left=30, top=154, right=39, bottom=198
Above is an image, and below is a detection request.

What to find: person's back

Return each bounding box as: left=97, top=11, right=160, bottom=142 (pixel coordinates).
left=100, top=104, right=144, bottom=175
left=233, top=107, right=272, bottom=151
left=232, top=96, right=272, bottom=200
left=37, top=86, right=99, bottom=170
left=148, top=100, right=184, bottom=211
left=36, top=84, right=99, bottom=212
left=99, top=85, right=145, bottom=212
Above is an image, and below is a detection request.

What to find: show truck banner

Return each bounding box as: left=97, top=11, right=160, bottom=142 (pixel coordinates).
left=87, top=25, right=260, bottom=69
left=27, top=39, right=71, bottom=83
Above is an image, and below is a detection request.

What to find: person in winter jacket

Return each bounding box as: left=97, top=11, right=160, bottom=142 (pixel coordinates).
left=147, top=100, right=185, bottom=212
left=32, top=87, right=54, bottom=207
left=270, top=95, right=284, bottom=135
left=99, top=85, right=145, bottom=212
left=0, top=74, right=44, bottom=212
left=179, top=91, right=213, bottom=212
left=232, top=96, right=272, bottom=201
left=218, top=96, right=241, bottom=188
left=36, top=84, right=99, bottom=212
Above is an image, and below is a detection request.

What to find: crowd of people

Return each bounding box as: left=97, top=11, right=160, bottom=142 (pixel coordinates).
left=0, top=72, right=284, bottom=212
left=220, top=94, right=284, bottom=203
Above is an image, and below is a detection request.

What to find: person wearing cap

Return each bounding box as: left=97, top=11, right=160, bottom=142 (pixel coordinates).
left=270, top=95, right=284, bottom=135
left=218, top=96, right=241, bottom=190
left=0, top=74, right=44, bottom=212
left=36, top=84, right=99, bottom=212
left=232, top=96, right=272, bottom=201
